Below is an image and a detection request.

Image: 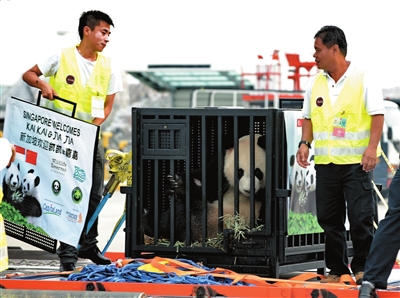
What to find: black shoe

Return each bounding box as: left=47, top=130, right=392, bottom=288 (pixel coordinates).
left=78, top=246, right=111, bottom=265
left=60, top=262, right=76, bottom=272
left=359, top=282, right=378, bottom=298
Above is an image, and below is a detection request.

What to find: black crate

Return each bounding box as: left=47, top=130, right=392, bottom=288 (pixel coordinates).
left=125, top=107, right=326, bottom=277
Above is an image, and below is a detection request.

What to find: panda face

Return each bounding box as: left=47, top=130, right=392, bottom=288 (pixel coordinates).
left=22, top=169, right=40, bottom=197
left=292, top=162, right=305, bottom=193
left=5, top=163, right=21, bottom=192
left=224, top=134, right=266, bottom=196
left=305, top=155, right=316, bottom=194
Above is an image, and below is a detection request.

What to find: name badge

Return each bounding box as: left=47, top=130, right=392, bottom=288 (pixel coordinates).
left=332, top=117, right=347, bottom=138
left=92, top=96, right=104, bottom=118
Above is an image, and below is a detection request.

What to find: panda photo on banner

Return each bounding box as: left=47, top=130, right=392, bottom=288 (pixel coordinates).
left=284, top=110, right=320, bottom=235
left=289, top=146, right=316, bottom=215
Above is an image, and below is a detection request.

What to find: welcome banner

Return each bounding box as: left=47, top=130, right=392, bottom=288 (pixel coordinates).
left=1, top=96, right=99, bottom=247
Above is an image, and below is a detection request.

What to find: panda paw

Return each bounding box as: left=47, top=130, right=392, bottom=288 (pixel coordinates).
left=165, top=174, right=178, bottom=195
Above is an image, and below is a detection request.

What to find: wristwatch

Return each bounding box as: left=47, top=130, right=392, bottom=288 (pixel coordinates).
left=298, top=140, right=312, bottom=149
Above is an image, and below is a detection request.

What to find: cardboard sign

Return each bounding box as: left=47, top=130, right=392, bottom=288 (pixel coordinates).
left=1, top=96, right=99, bottom=247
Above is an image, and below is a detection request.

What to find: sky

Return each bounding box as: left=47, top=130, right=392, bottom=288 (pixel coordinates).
left=1, top=0, right=400, bottom=89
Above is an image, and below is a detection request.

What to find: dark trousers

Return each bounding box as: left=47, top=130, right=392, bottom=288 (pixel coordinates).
left=363, top=168, right=400, bottom=289
left=315, top=163, right=375, bottom=276
left=57, top=142, right=104, bottom=264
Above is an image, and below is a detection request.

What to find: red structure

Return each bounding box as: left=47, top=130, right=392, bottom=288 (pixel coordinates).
left=241, top=50, right=281, bottom=90
left=241, top=50, right=316, bottom=104
left=241, top=50, right=316, bottom=92
left=285, top=53, right=316, bottom=91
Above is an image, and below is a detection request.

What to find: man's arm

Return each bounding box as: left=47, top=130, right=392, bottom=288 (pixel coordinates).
left=296, top=118, right=313, bottom=168
left=361, top=114, right=384, bottom=172
left=92, top=94, right=116, bottom=126
left=22, top=65, right=57, bottom=100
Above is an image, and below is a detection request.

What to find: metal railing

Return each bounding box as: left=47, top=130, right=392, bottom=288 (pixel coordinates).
left=190, top=88, right=304, bottom=108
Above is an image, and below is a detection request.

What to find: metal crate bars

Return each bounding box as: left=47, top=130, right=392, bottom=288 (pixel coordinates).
left=124, top=107, right=326, bottom=278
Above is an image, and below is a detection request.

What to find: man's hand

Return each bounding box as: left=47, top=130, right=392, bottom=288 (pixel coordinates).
left=22, top=64, right=58, bottom=100
left=38, top=80, right=58, bottom=100
left=361, top=146, right=378, bottom=172
left=296, top=145, right=310, bottom=168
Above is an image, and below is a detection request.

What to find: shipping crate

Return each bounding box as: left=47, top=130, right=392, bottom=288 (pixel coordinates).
left=125, top=107, right=328, bottom=277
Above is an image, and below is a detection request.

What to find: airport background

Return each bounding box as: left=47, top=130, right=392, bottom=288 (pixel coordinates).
left=2, top=0, right=400, bottom=252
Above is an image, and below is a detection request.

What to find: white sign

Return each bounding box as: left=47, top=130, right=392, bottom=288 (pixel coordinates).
left=284, top=110, right=320, bottom=235
left=1, top=96, right=99, bottom=247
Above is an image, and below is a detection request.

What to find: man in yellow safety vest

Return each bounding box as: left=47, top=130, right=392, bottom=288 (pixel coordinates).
left=22, top=10, right=123, bottom=272
left=296, top=25, right=384, bottom=286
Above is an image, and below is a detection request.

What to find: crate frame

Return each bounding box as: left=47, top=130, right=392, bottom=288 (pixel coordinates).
left=124, top=107, right=327, bottom=277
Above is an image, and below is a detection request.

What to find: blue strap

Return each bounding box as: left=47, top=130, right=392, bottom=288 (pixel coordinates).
left=102, top=213, right=125, bottom=254
left=77, top=193, right=112, bottom=250
left=67, top=260, right=255, bottom=285
left=86, top=192, right=112, bottom=235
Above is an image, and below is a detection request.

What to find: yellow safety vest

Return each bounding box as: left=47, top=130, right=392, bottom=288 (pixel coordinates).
left=311, top=69, right=376, bottom=164
left=0, top=189, right=8, bottom=271
left=47, top=46, right=111, bottom=123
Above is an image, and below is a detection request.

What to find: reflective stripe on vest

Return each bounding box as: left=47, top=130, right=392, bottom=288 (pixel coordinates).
left=311, top=69, right=372, bottom=164
left=47, top=46, right=111, bottom=122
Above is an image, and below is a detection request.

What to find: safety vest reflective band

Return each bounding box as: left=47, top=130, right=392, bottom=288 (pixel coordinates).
left=47, top=46, right=111, bottom=122
left=313, top=130, right=371, bottom=141
left=314, top=146, right=367, bottom=157
left=311, top=69, right=372, bottom=164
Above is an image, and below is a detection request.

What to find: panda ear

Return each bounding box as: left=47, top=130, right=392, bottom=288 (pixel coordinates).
left=28, top=169, right=34, bottom=174
left=222, top=135, right=235, bottom=150
left=226, top=147, right=234, bottom=153
left=257, top=135, right=266, bottom=150
left=290, top=155, right=295, bottom=166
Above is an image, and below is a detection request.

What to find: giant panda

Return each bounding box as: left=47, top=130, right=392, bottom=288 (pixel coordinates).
left=20, top=169, right=42, bottom=226
left=289, top=151, right=317, bottom=214
left=289, top=155, right=305, bottom=194
left=197, top=134, right=265, bottom=240
left=2, top=162, right=22, bottom=207
left=304, top=154, right=316, bottom=196
left=143, top=134, right=266, bottom=242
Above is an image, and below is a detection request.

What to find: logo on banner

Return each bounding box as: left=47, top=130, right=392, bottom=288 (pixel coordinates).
left=52, top=180, right=61, bottom=196
left=66, top=211, right=83, bottom=223
left=71, top=187, right=83, bottom=204
left=73, top=166, right=86, bottom=182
